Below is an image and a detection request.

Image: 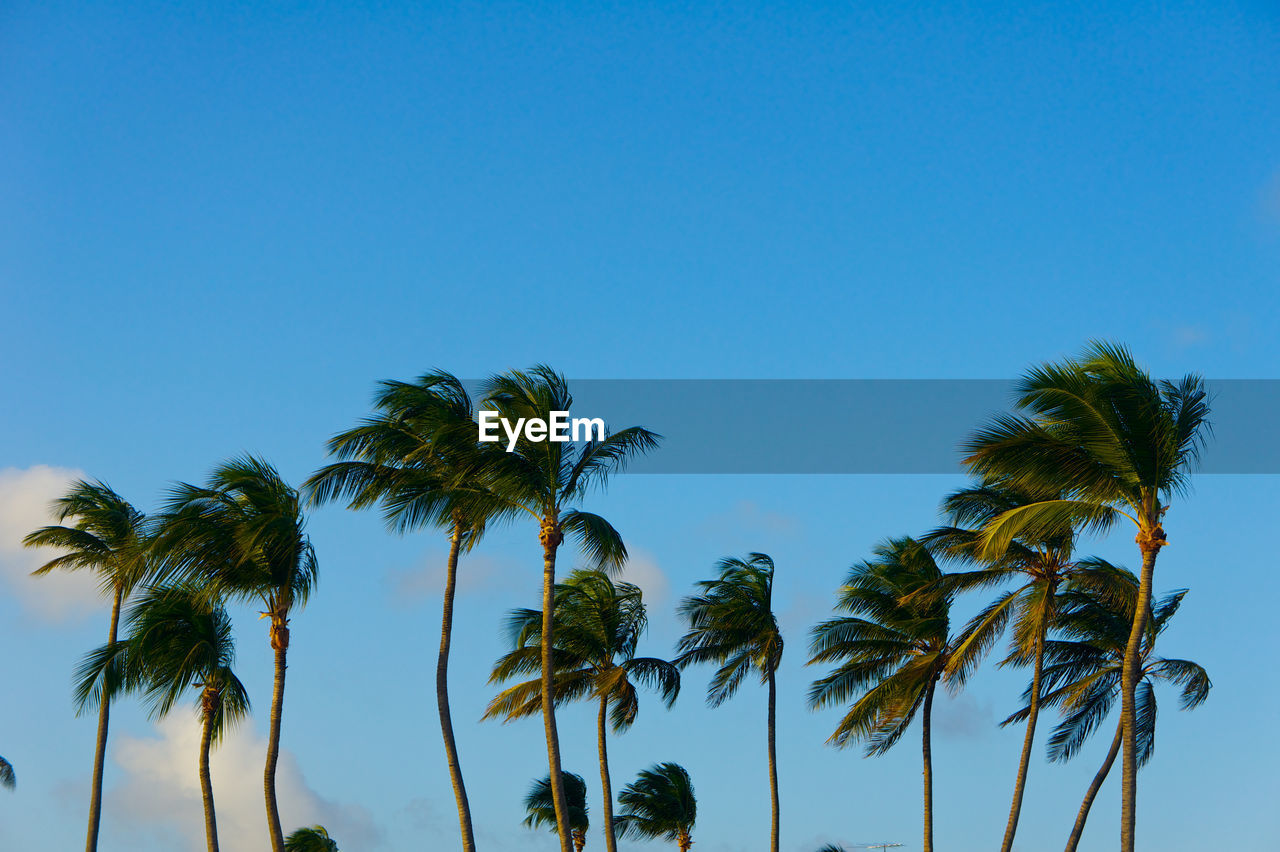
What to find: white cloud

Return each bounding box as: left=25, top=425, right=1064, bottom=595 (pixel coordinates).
left=0, top=465, right=103, bottom=622
left=696, top=500, right=800, bottom=539
left=108, top=715, right=380, bottom=851
left=934, top=692, right=996, bottom=739
left=386, top=548, right=521, bottom=605
left=617, top=548, right=669, bottom=606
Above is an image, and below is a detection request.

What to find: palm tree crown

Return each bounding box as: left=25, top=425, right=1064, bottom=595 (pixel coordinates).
left=153, top=456, right=318, bottom=639
left=284, top=825, right=339, bottom=852
left=486, top=570, right=680, bottom=729
left=676, top=553, right=782, bottom=705
left=808, top=538, right=953, bottom=753
left=23, top=480, right=150, bottom=596
left=525, top=773, right=590, bottom=851
left=480, top=365, right=660, bottom=564
left=615, top=763, right=697, bottom=851
left=76, top=584, right=250, bottom=736
left=960, top=342, right=1210, bottom=555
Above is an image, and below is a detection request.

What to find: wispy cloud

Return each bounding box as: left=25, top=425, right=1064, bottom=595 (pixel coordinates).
left=108, top=715, right=381, bottom=851
left=934, top=692, right=996, bottom=740
left=1170, top=325, right=1209, bottom=349
left=0, top=465, right=102, bottom=622
left=617, top=548, right=670, bottom=606
left=696, top=500, right=800, bottom=539
left=385, top=548, right=524, bottom=606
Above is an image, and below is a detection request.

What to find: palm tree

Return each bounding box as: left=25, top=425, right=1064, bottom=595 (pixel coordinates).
left=615, top=763, right=696, bottom=851
left=924, top=482, right=1133, bottom=852
left=961, top=342, right=1209, bottom=851
left=77, top=585, right=250, bottom=852
left=481, top=365, right=660, bottom=852
left=525, top=773, right=590, bottom=852
left=23, top=480, right=150, bottom=852
left=807, top=538, right=958, bottom=852
left=284, top=825, right=339, bottom=852
left=305, top=371, right=504, bottom=852
left=0, top=756, right=13, bottom=790
left=676, top=553, right=782, bottom=852
left=1000, top=582, right=1210, bottom=851
left=486, top=570, right=680, bottom=852
left=151, top=457, right=318, bottom=852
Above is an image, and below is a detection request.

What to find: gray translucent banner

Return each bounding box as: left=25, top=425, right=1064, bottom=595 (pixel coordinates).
left=473, top=380, right=1279, bottom=474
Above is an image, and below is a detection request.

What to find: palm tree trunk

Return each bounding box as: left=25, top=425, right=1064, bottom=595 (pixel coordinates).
left=199, top=699, right=220, bottom=852
left=84, top=581, right=123, bottom=852
left=597, top=695, right=617, bottom=852
left=264, top=616, right=289, bottom=852
left=539, top=521, right=573, bottom=852
left=1064, top=718, right=1123, bottom=852
left=921, top=677, right=937, bottom=852
left=1000, top=601, right=1049, bottom=852
left=678, top=829, right=693, bottom=851
left=438, top=522, right=477, bottom=852
left=767, top=670, right=780, bottom=852
left=1120, top=539, right=1160, bottom=852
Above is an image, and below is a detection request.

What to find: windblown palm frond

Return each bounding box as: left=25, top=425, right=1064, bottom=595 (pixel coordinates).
left=524, top=773, right=590, bottom=833
left=614, top=763, right=696, bottom=850
left=808, top=538, right=954, bottom=755
left=676, top=553, right=782, bottom=703
left=486, top=570, right=679, bottom=729
left=284, top=825, right=339, bottom=852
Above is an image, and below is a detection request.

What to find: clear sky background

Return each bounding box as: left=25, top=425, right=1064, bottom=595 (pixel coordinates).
left=2, top=1, right=1278, bottom=850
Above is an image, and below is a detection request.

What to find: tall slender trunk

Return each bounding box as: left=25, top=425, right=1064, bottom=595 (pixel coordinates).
left=1000, top=595, right=1051, bottom=852
left=597, top=695, right=617, bottom=852
left=199, top=694, right=220, bottom=852
left=438, top=522, right=477, bottom=851
left=921, top=677, right=937, bottom=852
left=84, top=581, right=123, bottom=852
left=1120, top=536, right=1161, bottom=852
left=264, top=615, right=290, bottom=852
left=767, top=670, right=780, bottom=852
left=539, top=519, right=573, bottom=852
left=1064, top=718, right=1123, bottom=852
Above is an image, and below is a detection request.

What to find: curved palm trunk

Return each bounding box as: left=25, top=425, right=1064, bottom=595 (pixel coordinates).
left=767, top=670, right=780, bottom=852
left=1120, top=540, right=1160, bottom=852
left=199, top=697, right=220, bottom=852
left=921, top=678, right=937, bottom=852
left=438, top=523, right=477, bottom=852
left=539, top=522, right=573, bottom=852
left=264, top=617, right=289, bottom=852
left=84, top=581, right=123, bottom=852
left=597, top=696, right=617, bottom=852
left=1064, top=718, right=1123, bottom=852
left=1000, top=603, right=1050, bottom=852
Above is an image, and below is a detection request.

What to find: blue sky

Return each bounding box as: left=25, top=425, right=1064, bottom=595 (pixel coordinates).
left=1, top=1, right=1278, bottom=850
